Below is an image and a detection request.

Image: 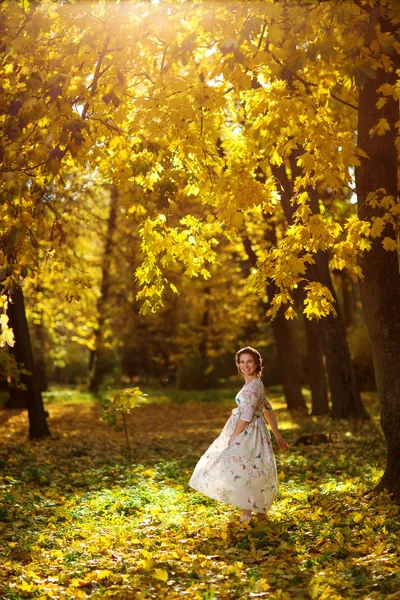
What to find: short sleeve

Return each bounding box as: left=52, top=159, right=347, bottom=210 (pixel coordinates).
left=240, top=379, right=262, bottom=422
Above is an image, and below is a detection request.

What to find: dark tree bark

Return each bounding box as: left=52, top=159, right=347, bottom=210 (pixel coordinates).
left=7, top=341, right=26, bottom=408
left=309, top=250, right=368, bottom=419
left=31, top=291, right=48, bottom=393
left=302, top=304, right=329, bottom=415
left=272, top=162, right=328, bottom=414
left=89, top=185, right=118, bottom=393
left=269, top=282, right=307, bottom=412
left=273, top=161, right=368, bottom=418
left=198, top=285, right=211, bottom=389
left=307, top=189, right=367, bottom=419
left=338, top=269, right=355, bottom=329
left=33, top=326, right=48, bottom=393
left=6, top=287, right=50, bottom=438
left=355, top=20, right=400, bottom=498
left=242, top=232, right=307, bottom=412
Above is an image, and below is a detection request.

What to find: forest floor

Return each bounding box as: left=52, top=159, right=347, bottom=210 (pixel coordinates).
left=0, top=387, right=399, bottom=600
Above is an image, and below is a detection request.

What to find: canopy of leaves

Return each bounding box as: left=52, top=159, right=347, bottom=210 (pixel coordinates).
left=1, top=0, right=399, bottom=329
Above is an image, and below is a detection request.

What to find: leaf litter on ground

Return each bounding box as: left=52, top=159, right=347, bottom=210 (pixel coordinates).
left=0, top=388, right=399, bottom=599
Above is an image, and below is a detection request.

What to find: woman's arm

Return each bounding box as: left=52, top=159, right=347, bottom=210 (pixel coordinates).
left=263, top=409, right=289, bottom=450
left=228, top=419, right=248, bottom=445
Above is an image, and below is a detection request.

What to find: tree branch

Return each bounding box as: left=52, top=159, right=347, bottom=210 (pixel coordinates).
left=266, top=45, right=397, bottom=122
left=82, top=35, right=112, bottom=120
left=330, top=90, right=397, bottom=122
left=257, top=21, right=268, bottom=53
left=241, top=235, right=258, bottom=267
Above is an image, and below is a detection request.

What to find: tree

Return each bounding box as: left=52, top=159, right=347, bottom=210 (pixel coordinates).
left=355, top=4, right=400, bottom=498
left=242, top=229, right=307, bottom=413
left=89, top=185, right=119, bottom=393
left=7, top=287, right=50, bottom=438
left=1, top=0, right=399, bottom=495
left=271, top=160, right=363, bottom=417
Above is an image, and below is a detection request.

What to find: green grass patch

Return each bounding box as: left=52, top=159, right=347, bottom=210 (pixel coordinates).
left=0, top=387, right=398, bottom=599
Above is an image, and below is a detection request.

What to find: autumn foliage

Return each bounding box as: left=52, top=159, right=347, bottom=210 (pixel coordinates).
left=1, top=390, right=399, bottom=599
left=1, top=5, right=400, bottom=594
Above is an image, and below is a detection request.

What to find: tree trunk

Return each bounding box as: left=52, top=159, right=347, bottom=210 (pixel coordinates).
left=6, top=342, right=27, bottom=408
left=302, top=309, right=329, bottom=415
left=32, top=309, right=48, bottom=393
left=6, top=287, right=50, bottom=438
left=89, top=185, right=118, bottom=393
left=198, top=285, right=211, bottom=389
left=355, top=36, right=400, bottom=498
left=268, top=281, right=307, bottom=412
left=338, top=269, right=355, bottom=329
left=303, top=186, right=366, bottom=418
left=273, top=161, right=362, bottom=417
left=310, top=251, right=368, bottom=419
left=242, top=231, right=307, bottom=412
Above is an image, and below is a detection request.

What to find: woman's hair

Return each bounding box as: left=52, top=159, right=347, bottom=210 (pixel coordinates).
left=235, top=346, right=263, bottom=378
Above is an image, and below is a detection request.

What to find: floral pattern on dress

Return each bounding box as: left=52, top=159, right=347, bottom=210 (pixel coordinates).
left=189, top=378, right=278, bottom=513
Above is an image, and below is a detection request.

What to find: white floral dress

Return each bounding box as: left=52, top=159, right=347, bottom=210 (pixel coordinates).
left=189, top=378, right=278, bottom=513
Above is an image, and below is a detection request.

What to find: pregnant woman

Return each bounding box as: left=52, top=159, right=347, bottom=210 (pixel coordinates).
left=189, top=346, right=289, bottom=523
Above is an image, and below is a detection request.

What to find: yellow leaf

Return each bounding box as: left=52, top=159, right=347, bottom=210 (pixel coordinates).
left=152, top=568, right=169, bottom=582
left=370, top=117, right=390, bottom=136
left=353, top=512, right=363, bottom=523
left=231, top=212, right=244, bottom=228
left=297, top=152, right=315, bottom=172
left=270, top=148, right=283, bottom=166
left=375, top=97, right=387, bottom=110
left=141, top=557, right=156, bottom=571
left=0, top=328, right=15, bottom=348
left=94, top=569, right=112, bottom=581
left=382, top=237, right=397, bottom=251
left=268, top=24, right=285, bottom=46
left=142, top=469, right=155, bottom=477
left=18, top=581, right=34, bottom=591
left=284, top=306, right=296, bottom=320
left=370, top=217, right=385, bottom=238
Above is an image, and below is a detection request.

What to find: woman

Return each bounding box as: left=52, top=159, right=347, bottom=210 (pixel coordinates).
left=189, top=346, right=289, bottom=522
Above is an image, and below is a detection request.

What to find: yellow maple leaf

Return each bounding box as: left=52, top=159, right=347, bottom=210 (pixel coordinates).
left=284, top=306, right=296, bottom=320
left=94, top=570, right=112, bottom=581
left=152, top=568, right=169, bottom=582
left=375, top=97, right=387, bottom=110
left=18, top=581, right=34, bottom=591
left=370, top=217, right=385, bottom=238
left=382, top=237, right=397, bottom=251
left=370, top=117, right=390, bottom=136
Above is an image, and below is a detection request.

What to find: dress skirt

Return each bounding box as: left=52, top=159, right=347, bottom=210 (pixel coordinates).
left=189, top=400, right=278, bottom=513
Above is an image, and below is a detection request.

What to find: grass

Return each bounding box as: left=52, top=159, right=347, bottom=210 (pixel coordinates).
left=0, top=387, right=398, bottom=599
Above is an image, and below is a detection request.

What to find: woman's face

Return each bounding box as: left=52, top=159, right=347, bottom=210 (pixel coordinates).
left=239, top=353, right=257, bottom=377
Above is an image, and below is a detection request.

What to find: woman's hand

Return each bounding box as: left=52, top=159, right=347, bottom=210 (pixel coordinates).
left=274, top=432, right=289, bottom=450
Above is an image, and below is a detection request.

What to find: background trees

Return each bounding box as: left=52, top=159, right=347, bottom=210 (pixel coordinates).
left=1, top=1, right=399, bottom=496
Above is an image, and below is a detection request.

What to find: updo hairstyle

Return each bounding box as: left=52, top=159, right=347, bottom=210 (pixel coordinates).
left=235, top=346, right=263, bottom=378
